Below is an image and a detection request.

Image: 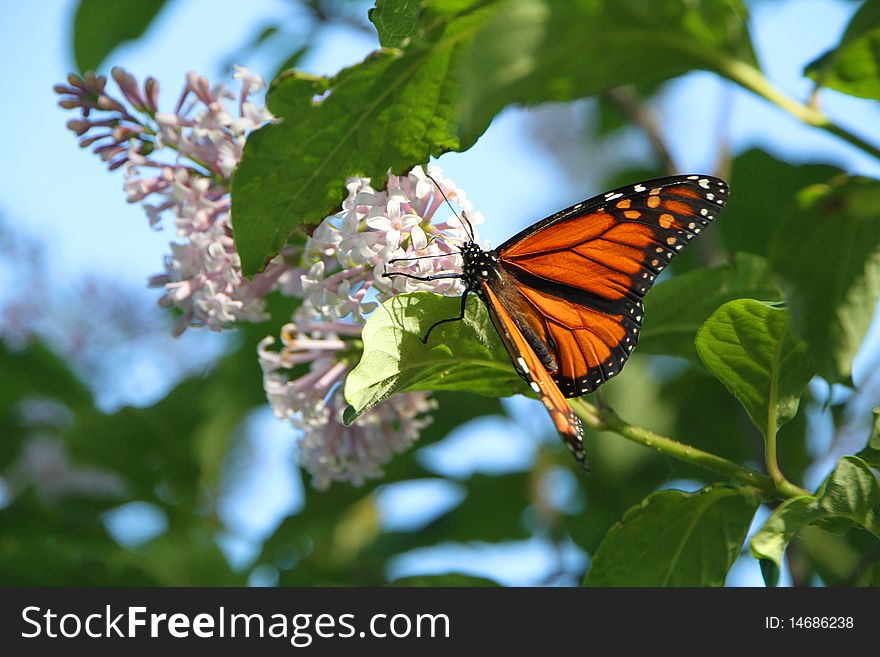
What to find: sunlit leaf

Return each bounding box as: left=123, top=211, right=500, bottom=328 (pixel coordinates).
left=695, top=299, right=814, bottom=437
left=343, top=292, right=526, bottom=422
left=584, top=485, right=760, bottom=586
left=371, top=0, right=423, bottom=47
left=805, top=0, right=880, bottom=99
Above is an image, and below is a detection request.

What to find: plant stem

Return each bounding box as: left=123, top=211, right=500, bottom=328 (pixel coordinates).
left=714, top=58, right=880, bottom=163
left=139, top=120, right=228, bottom=188
left=763, top=406, right=788, bottom=490
left=763, top=335, right=800, bottom=494
left=570, top=398, right=810, bottom=500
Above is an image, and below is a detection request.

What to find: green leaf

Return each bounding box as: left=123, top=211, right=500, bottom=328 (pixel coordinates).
left=0, top=342, right=93, bottom=410
left=856, top=408, right=880, bottom=468
left=805, top=0, right=880, bottom=99
left=799, top=524, right=880, bottom=587
left=769, top=176, right=880, bottom=384
left=720, top=149, right=843, bottom=259
left=583, top=485, right=760, bottom=586
left=389, top=574, right=501, bottom=586
left=344, top=292, right=526, bottom=422
left=271, top=46, right=310, bottom=81
left=0, top=490, right=160, bottom=586
left=695, top=299, right=814, bottom=437
left=0, top=342, right=95, bottom=468
left=72, top=0, right=167, bottom=73
left=639, top=253, right=782, bottom=363
left=750, top=456, right=880, bottom=571
left=370, top=0, right=424, bottom=47
left=759, top=558, right=779, bottom=588
left=232, top=2, right=498, bottom=276
left=660, top=370, right=760, bottom=473
left=457, top=0, right=756, bottom=143
left=233, top=0, right=758, bottom=276
left=132, top=525, right=245, bottom=586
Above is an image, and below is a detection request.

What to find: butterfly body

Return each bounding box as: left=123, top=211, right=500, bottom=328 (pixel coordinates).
left=389, top=174, right=730, bottom=469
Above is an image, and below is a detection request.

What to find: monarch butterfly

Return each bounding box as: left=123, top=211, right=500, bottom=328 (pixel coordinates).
left=384, top=175, right=729, bottom=469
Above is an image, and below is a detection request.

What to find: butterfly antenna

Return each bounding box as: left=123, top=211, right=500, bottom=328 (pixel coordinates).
left=426, top=172, right=475, bottom=244
left=423, top=231, right=456, bottom=251
left=387, top=230, right=461, bottom=266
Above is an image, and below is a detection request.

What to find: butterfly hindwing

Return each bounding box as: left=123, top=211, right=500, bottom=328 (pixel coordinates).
left=480, top=281, right=588, bottom=469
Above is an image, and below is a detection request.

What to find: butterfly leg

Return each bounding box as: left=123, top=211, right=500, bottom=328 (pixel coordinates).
left=387, top=251, right=449, bottom=265
left=421, top=289, right=469, bottom=344
left=381, top=271, right=464, bottom=283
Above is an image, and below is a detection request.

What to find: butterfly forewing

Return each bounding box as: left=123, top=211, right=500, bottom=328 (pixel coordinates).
left=490, top=175, right=729, bottom=397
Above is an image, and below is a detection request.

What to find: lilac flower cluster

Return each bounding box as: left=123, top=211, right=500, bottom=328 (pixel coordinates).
left=57, top=69, right=484, bottom=488
left=260, top=167, right=483, bottom=488
left=56, top=66, right=277, bottom=335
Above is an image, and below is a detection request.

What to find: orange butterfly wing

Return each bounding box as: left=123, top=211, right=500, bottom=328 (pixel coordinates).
left=492, top=176, right=729, bottom=397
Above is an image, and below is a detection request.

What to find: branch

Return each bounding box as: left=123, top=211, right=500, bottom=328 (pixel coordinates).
left=604, top=86, right=679, bottom=175
left=713, top=57, right=880, bottom=163
left=570, top=398, right=810, bottom=500
left=604, top=86, right=728, bottom=267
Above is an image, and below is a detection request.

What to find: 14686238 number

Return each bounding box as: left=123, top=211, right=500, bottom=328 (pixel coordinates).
left=790, top=617, right=853, bottom=629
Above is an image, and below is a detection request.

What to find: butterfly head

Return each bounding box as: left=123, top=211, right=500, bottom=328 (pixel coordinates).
left=460, top=241, right=499, bottom=292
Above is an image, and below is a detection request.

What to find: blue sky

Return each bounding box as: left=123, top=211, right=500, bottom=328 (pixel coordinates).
left=1, top=0, right=879, bottom=586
